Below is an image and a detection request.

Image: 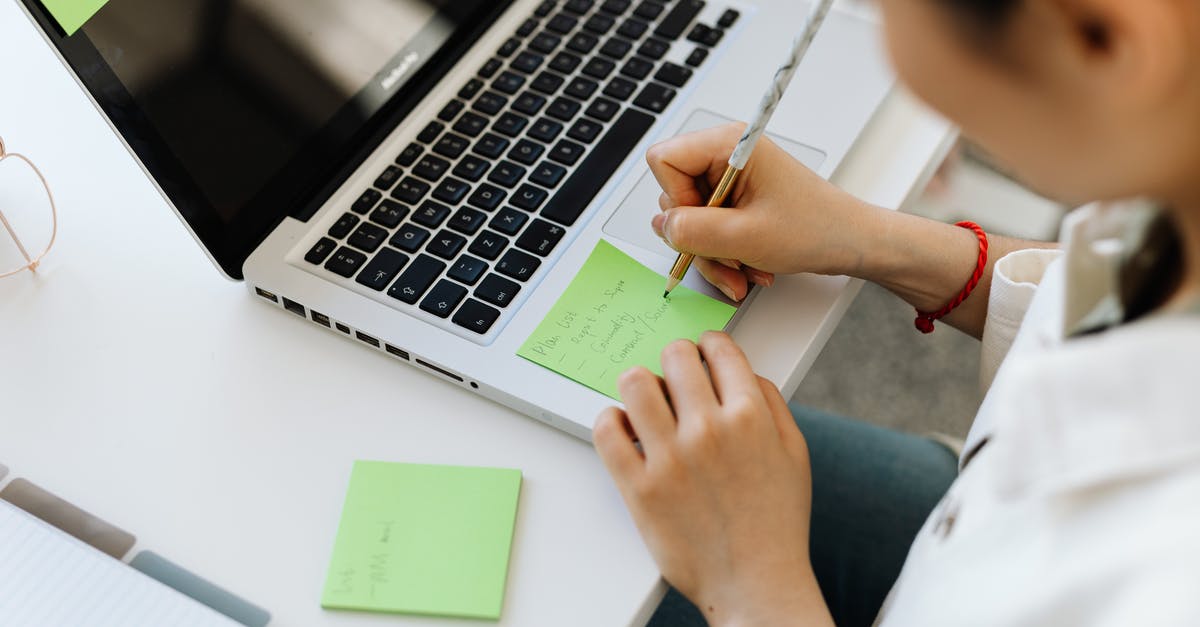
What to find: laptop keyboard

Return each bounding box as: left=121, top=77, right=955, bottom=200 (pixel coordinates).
left=301, top=0, right=739, bottom=341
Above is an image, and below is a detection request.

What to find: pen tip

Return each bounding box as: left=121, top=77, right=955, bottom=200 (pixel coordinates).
left=662, top=291, right=670, bottom=299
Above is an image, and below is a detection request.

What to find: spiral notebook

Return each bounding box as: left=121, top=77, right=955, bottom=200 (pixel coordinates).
left=0, top=499, right=238, bottom=626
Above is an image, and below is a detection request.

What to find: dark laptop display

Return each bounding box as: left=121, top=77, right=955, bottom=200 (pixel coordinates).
left=21, top=0, right=509, bottom=278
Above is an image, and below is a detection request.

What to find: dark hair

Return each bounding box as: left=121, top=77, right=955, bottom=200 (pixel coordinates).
left=943, top=0, right=1020, bottom=23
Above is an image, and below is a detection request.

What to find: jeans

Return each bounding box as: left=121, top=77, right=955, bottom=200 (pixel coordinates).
left=648, top=405, right=960, bottom=627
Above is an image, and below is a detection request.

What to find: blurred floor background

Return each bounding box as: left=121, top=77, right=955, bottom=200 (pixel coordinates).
left=790, top=142, right=1065, bottom=439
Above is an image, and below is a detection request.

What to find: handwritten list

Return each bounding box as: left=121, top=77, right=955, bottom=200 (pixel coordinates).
left=518, top=240, right=738, bottom=399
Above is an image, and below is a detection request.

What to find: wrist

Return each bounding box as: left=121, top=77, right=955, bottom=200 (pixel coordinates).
left=705, top=562, right=833, bottom=627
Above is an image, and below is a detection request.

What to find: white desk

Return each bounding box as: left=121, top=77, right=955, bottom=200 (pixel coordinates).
left=0, top=1, right=953, bottom=624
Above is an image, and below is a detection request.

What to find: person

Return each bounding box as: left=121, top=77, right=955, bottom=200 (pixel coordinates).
left=592, top=0, right=1200, bottom=625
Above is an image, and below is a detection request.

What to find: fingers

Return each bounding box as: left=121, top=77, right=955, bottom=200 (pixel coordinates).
left=593, top=406, right=643, bottom=480
left=695, top=259, right=748, bottom=302
left=757, top=376, right=804, bottom=446
left=646, top=124, right=743, bottom=207
left=697, top=332, right=762, bottom=406
left=659, top=339, right=718, bottom=422
left=617, top=367, right=677, bottom=452
left=658, top=206, right=755, bottom=261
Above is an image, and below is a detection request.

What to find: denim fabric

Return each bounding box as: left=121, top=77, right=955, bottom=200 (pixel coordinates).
left=648, top=405, right=960, bottom=627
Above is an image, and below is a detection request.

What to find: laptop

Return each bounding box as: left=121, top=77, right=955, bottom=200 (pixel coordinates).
left=20, top=0, right=892, bottom=439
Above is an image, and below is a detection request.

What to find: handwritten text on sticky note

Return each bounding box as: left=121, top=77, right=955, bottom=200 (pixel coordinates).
left=518, top=240, right=737, bottom=399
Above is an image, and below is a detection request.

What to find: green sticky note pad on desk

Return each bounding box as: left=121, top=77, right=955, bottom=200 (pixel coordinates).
left=321, top=461, right=522, bottom=620
left=518, top=239, right=738, bottom=399
left=41, top=0, right=109, bottom=36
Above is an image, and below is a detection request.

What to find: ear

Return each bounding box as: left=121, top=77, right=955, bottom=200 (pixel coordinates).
left=1051, top=0, right=1192, bottom=109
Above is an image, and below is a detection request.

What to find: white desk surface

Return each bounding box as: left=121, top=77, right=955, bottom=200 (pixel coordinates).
left=0, top=1, right=953, bottom=624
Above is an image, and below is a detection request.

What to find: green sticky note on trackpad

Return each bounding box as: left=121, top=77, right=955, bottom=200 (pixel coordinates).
left=322, top=461, right=522, bottom=620
left=41, top=0, right=108, bottom=36
left=518, top=239, right=738, bottom=400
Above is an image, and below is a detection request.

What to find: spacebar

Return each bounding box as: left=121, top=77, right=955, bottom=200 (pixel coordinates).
left=540, top=108, right=656, bottom=227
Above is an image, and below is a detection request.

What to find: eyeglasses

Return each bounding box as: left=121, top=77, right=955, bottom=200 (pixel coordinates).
left=0, top=136, right=58, bottom=279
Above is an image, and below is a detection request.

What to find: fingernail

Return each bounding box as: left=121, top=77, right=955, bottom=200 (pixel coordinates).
left=718, top=284, right=738, bottom=301
left=651, top=212, right=666, bottom=236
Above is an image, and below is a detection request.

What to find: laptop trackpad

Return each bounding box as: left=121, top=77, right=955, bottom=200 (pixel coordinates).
left=603, top=109, right=827, bottom=261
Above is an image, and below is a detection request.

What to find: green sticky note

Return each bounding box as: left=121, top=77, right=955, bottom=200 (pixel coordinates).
left=518, top=239, right=738, bottom=399
left=41, top=0, right=108, bottom=36
left=321, top=461, right=522, bottom=620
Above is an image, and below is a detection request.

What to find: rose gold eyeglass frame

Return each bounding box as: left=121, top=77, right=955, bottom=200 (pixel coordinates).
left=0, top=136, right=58, bottom=278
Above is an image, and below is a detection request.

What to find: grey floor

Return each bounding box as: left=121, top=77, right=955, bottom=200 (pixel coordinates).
left=789, top=148, right=1063, bottom=439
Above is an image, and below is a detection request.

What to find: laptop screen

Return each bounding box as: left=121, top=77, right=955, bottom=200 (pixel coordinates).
left=22, top=0, right=512, bottom=278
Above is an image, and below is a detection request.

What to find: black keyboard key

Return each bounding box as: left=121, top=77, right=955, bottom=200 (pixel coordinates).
left=488, top=161, right=527, bottom=188
left=497, top=248, right=542, bottom=281
left=633, top=81, right=675, bottom=112
left=421, top=280, right=468, bottom=318
left=655, top=61, right=692, bottom=87
left=549, top=139, right=586, bottom=165
left=475, top=274, right=521, bottom=308
left=374, top=166, right=402, bottom=191
left=567, top=32, right=600, bottom=54
left=582, top=57, right=616, bottom=79
left=453, top=155, right=490, bottom=182
left=490, top=208, right=529, bottom=235
left=531, top=71, right=565, bottom=95
left=413, top=200, right=451, bottom=228
left=468, top=183, right=507, bottom=211
left=329, top=212, right=360, bottom=238
left=448, top=254, right=489, bottom=285
left=600, top=37, right=633, bottom=59
left=417, top=121, right=444, bottom=143
left=413, top=154, right=451, bottom=181
left=529, top=33, right=561, bottom=55
left=517, top=18, right=539, bottom=38
left=459, top=78, right=484, bottom=100
left=585, top=97, right=620, bottom=122
left=686, top=46, right=708, bottom=67
left=534, top=1, right=555, bottom=18
left=448, top=207, right=488, bottom=235
left=621, top=56, right=654, bottom=79
left=433, top=133, right=470, bottom=159
left=493, top=112, right=530, bottom=137
left=325, top=246, right=368, bottom=278
left=348, top=222, right=388, bottom=253
left=634, top=1, right=664, bottom=20
left=703, top=27, right=724, bottom=47
left=352, top=189, right=382, bottom=214
left=493, top=71, right=526, bottom=95
left=427, top=230, right=468, bottom=259
left=370, top=199, right=409, bottom=228
left=498, top=37, right=521, bottom=58
left=656, top=0, right=704, bottom=40
left=516, top=218, right=567, bottom=256
left=617, top=18, right=649, bottom=40
left=437, top=99, right=465, bottom=122
left=389, top=254, right=445, bottom=303
left=469, top=230, right=511, bottom=260
left=638, top=37, right=670, bottom=60
left=390, top=223, right=430, bottom=252
left=547, top=13, right=578, bottom=34
left=585, top=13, right=616, bottom=34
left=513, top=91, right=548, bottom=115
left=454, top=112, right=489, bottom=137
left=547, top=97, right=582, bottom=121
left=473, top=133, right=510, bottom=159
left=564, top=0, right=594, bottom=15
left=305, top=237, right=337, bottom=265
left=568, top=118, right=604, bottom=143
left=549, top=52, right=582, bottom=74
left=529, top=161, right=568, bottom=188
left=392, top=177, right=431, bottom=204
left=480, top=58, right=503, bottom=78
left=718, top=8, right=740, bottom=28
left=601, top=0, right=633, bottom=15
left=432, top=177, right=472, bottom=204
left=528, top=117, right=565, bottom=142
left=356, top=248, right=409, bottom=291
left=396, top=142, right=422, bottom=166
left=512, top=183, right=549, bottom=211
left=541, top=108, right=654, bottom=226
left=473, top=91, right=508, bottom=116
left=604, top=77, right=638, bottom=101
left=689, top=23, right=723, bottom=47
left=452, top=298, right=501, bottom=334
left=511, top=51, right=545, bottom=74
left=509, top=139, right=546, bottom=165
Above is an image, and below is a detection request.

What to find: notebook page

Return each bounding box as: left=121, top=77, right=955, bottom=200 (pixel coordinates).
left=0, top=500, right=239, bottom=626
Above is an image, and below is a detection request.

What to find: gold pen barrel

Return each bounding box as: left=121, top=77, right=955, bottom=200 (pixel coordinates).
left=664, top=165, right=742, bottom=294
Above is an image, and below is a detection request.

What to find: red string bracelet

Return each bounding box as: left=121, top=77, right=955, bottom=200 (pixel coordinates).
left=914, top=221, right=988, bottom=334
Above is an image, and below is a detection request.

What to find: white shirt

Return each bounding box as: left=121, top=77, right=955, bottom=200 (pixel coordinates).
left=878, top=204, right=1200, bottom=625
